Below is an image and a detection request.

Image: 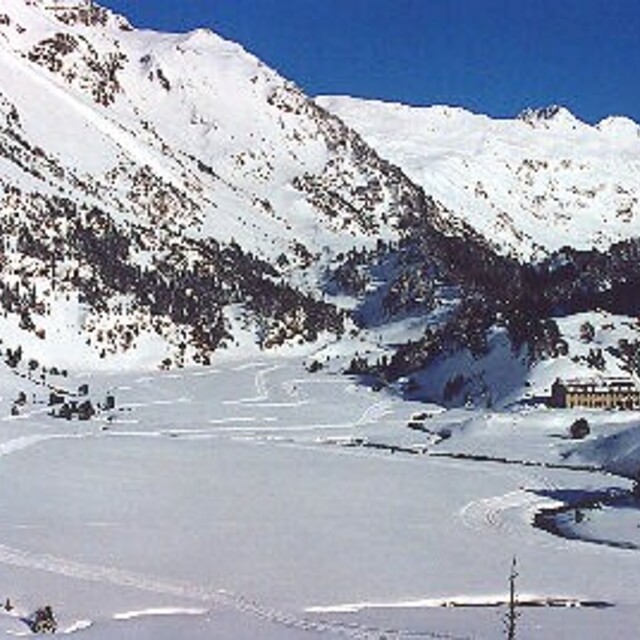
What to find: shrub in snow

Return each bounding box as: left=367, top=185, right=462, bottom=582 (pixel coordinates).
left=24, top=605, right=57, bottom=634
left=580, top=321, right=595, bottom=343
left=306, top=359, right=323, bottom=373
left=586, top=348, right=605, bottom=370
left=569, top=417, right=590, bottom=440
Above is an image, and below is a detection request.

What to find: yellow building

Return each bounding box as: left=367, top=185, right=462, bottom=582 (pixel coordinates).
left=551, top=377, right=640, bottom=410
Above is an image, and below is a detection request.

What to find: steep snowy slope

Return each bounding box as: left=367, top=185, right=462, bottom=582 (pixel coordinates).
left=0, top=0, right=480, bottom=369
left=0, top=0, right=411, bottom=255
left=318, top=97, right=640, bottom=261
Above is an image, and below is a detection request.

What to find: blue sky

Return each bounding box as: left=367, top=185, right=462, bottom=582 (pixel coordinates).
left=102, top=0, right=640, bottom=124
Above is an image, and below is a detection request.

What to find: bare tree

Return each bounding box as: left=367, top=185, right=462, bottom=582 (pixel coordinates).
left=504, top=556, right=520, bottom=640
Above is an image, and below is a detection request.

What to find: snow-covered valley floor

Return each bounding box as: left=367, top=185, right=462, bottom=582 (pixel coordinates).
left=0, top=357, right=639, bottom=639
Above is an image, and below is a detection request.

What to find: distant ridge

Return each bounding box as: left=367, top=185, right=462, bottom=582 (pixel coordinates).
left=318, top=95, right=640, bottom=261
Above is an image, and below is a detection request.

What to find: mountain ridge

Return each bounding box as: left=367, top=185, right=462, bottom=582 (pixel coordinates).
left=0, top=0, right=496, bottom=372
left=317, top=95, right=640, bottom=262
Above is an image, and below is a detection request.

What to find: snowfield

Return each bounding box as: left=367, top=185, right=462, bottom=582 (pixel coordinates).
left=1, top=355, right=640, bottom=639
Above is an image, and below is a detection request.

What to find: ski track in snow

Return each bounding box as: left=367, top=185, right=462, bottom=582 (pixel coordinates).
left=63, top=620, right=93, bottom=634
left=355, top=401, right=394, bottom=426
left=222, top=364, right=281, bottom=406
left=460, top=490, right=535, bottom=535
left=4, top=617, right=93, bottom=637
left=457, top=456, right=569, bottom=547
left=112, top=607, right=207, bottom=620
left=119, top=397, right=191, bottom=410
left=0, top=434, right=87, bottom=458
left=232, top=362, right=268, bottom=372
left=0, top=543, right=461, bottom=639
left=0, top=366, right=469, bottom=639
left=0, top=39, right=186, bottom=191
left=459, top=488, right=566, bottom=549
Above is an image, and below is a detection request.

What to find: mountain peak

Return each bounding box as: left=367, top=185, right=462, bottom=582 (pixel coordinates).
left=596, top=115, right=640, bottom=139
left=517, top=105, right=582, bottom=127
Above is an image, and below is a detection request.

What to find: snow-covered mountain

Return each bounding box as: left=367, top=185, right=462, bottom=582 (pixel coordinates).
left=0, top=0, right=639, bottom=407
left=0, top=0, right=482, bottom=369
left=318, top=96, right=640, bottom=261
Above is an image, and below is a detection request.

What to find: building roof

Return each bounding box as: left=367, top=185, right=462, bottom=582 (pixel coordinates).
left=558, top=376, right=639, bottom=393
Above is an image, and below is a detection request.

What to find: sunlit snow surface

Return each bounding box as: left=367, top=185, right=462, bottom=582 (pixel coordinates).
left=318, top=96, right=640, bottom=261
left=0, top=357, right=639, bottom=639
